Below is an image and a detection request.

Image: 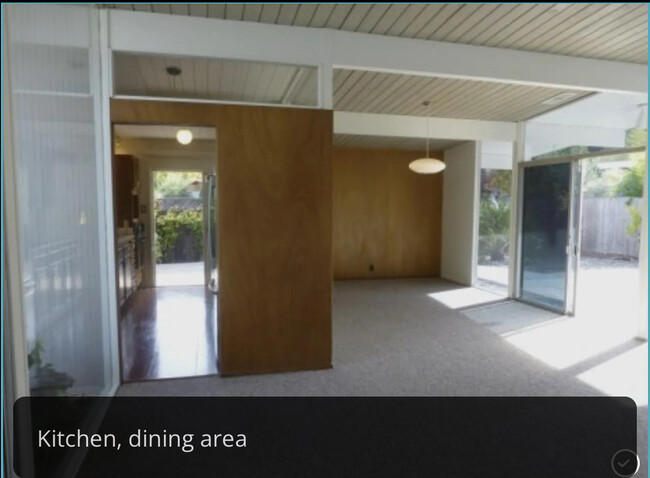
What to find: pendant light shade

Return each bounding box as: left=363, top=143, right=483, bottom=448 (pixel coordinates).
left=409, top=110, right=445, bottom=174
left=176, top=128, right=193, bottom=145
left=409, top=157, right=446, bottom=174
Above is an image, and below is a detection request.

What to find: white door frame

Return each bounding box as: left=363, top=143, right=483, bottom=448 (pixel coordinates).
left=202, top=173, right=217, bottom=287
left=2, top=4, right=31, bottom=403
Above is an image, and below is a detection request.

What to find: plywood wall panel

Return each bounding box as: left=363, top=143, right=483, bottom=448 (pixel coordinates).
left=112, top=154, right=135, bottom=228
left=110, top=99, right=332, bottom=376
left=333, top=147, right=442, bottom=279
left=216, top=105, right=332, bottom=375
left=110, top=99, right=216, bottom=125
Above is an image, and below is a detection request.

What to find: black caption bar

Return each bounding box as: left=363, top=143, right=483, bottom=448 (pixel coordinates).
left=14, top=397, right=636, bottom=478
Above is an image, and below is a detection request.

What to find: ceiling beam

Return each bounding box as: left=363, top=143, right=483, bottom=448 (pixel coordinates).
left=108, top=9, right=647, bottom=95
left=108, top=9, right=328, bottom=70
left=332, top=30, right=647, bottom=95
left=334, top=112, right=517, bottom=143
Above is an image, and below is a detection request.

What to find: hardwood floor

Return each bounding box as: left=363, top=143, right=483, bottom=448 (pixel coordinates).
left=120, top=286, right=218, bottom=382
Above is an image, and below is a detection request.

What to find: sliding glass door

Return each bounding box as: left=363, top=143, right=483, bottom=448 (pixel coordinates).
left=204, top=174, right=218, bottom=292
left=518, top=161, right=581, bottom=314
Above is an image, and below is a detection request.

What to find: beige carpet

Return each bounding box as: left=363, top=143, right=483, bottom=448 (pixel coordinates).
left=118, top=278, right=647, bottom=476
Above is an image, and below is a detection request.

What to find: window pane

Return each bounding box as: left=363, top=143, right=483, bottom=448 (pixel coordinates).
left=520, top=163, right=571, bottom=311
left=7, top=5, right=112, bottom=396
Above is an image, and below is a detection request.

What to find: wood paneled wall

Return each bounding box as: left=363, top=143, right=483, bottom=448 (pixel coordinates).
left=112, top=154, right=136, bottom=228
left=333, top=147, right=443, bottom=279
left=111, top=99, right=332, bottom=376
left=216, top=105, right=332, bottom=375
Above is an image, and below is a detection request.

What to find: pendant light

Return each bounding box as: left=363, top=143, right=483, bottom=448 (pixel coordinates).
left=409, top=101, right=445, bottom=174
left=176, top=128, right=193, bottom=145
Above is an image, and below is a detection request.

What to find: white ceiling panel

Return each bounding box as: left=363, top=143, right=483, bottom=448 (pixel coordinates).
left=113, top=51, right=593, bottom=121
left=113, top=52, right=318, bottom=106
left=333, top=70, right=593, bottom=121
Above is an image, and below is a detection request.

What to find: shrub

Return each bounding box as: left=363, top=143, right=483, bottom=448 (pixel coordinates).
left=154, top=171, right=203, bottom=198
left=478, top=233, right=508, bottom=264
left=479, top=196, right=510, bottom=237
left=626, top=204, right=642, bottom=239
left=615, top=154, right=646, bottom=198
left=155, top=208, right=203, bottom=263
left=478, top=196, right=511, bottom=264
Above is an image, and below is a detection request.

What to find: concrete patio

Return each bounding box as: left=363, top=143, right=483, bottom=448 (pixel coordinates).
left=156, top=261, right=204, bottom=287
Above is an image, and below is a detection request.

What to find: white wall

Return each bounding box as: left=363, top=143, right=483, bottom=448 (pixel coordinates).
left=529, top=92, right=648, bottom=129
left=524, top=92, right=648, bottom=161
left=441, top=142, right=479, bottom=286
left=480, top=141, right=513, bottom=170
left=524, top=122, right=626, bottom=161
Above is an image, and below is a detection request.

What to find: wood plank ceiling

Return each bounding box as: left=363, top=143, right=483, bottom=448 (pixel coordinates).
left=113, top=53, right=318, bottom=106
left=105, top=4, right=648, bottom=64
left=333, top=70, right=592, bottom=120
left=107, top=4, right=646, bottom=147
left=114, top=51, right=591, bottom=122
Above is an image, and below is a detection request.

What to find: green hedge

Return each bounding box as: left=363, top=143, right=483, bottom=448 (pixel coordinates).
left=155, top=208, right=203, bottom=264
left=478, top=196, right=510, bottom=264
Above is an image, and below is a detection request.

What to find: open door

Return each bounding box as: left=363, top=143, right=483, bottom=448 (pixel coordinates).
left=518, top=160, right=582, bottom=314
left=204, top=174, right=218, bottom=293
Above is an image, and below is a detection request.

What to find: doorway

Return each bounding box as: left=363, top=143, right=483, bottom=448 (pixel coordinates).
left=517, top=143, right=646, bottom=320
left=576, top=147, right=646, bottom=330
left=112, top=124, right=218, bottom=382
left=474, top=141, right=514, bottom=297
left=518, top=160, right=578, bottom=314
left=152, top=170, right=205, bottom=287
left=476, top=168, right=512, bottom=296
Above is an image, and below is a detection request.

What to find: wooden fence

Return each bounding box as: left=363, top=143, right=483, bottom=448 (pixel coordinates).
left=580, top=197, right=641, bottom=259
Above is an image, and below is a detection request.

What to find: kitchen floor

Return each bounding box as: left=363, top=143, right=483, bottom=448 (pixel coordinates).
left=120, top=286, right=217, bottom=382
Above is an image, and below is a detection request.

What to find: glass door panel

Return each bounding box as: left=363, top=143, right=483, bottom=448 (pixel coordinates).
left=205, top=174, right=218, bottom=293
left=519, top=162, right=576, bottom=313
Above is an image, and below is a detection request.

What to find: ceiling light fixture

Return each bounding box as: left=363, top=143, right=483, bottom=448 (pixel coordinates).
left=409, top=101, right=445, bottom=174
left=176, top=129, right=193, bottom=145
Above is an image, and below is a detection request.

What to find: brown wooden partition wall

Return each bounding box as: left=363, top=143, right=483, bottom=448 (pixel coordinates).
left=111, top=99, right=333, bottom=376
left=333, top=147, right=443, bottom=279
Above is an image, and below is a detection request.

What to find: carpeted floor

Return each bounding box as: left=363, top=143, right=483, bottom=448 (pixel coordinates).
left=118, top=278, right=647, bottom=475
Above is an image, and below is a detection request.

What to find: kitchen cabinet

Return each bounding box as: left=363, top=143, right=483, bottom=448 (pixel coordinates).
left=117, top=235, right=137, bottom=308
left=114, top=153, right=142, bottom=309
left=113, top=154, right=139, bottom=229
